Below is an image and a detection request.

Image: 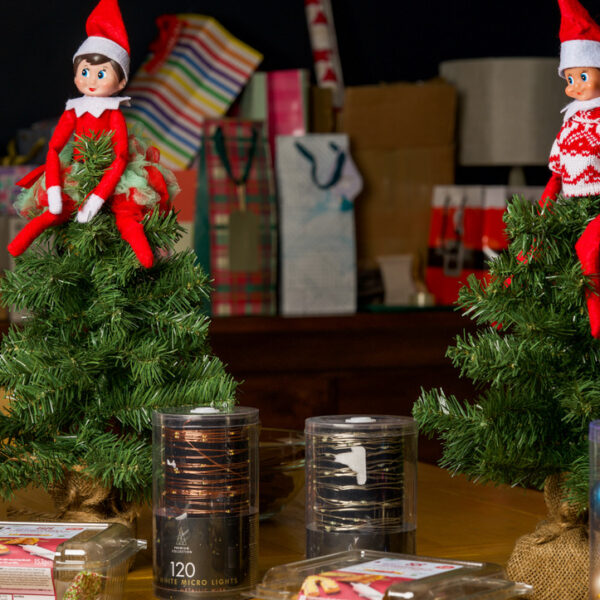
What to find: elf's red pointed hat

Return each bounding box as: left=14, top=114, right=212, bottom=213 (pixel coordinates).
left=73, top=0, right=130, bottom=80
left=558, top=0, right=600, bottom=76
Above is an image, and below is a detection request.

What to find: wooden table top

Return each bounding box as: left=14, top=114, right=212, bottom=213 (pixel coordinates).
left=124, top=462, right=547, bottom=598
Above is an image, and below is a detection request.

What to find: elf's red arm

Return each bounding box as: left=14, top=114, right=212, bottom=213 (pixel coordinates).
left=539, top=172, right=562, bottom=210
left=45, top=109, right=77, bottom=189
left=92, top=109, right=129, bottom=201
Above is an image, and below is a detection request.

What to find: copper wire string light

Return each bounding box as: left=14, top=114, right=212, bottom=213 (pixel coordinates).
left=153, top=408, right=259, bottom=600
left=163, top=425, right=251, bottom=515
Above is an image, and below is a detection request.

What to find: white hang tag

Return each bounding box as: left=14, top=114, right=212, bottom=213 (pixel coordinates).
left=334, top=445, right=367, bottom=485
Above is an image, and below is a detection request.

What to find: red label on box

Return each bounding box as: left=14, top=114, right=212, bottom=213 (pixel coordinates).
left=0, top=524, right=97, bottom=598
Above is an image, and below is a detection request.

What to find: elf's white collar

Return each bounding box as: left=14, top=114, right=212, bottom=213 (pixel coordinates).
left=65, top=95, right=131, bottom=118
left=561, top=97, right=600, bottom=122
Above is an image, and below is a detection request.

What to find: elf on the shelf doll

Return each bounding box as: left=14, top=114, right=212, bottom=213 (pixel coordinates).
left=8, top=0, right=178, bottom=268
left=539, top=0, right=600, bottom=338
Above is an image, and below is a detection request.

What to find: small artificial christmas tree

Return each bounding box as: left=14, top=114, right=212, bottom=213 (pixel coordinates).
left=414, top=0, right=600, bottom=516
left=0, top=132, right=237, bottom=522
left=413, top=194, right=595, bottom=506
left=415, top=1, right=600, bottom=596
left=0, top=0, right=237, bottom=525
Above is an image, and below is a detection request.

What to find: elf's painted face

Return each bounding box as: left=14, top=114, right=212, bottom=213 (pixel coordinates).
left=564, top=67, right=600, bottom=101
left=74, top=60, right=125, bottom=97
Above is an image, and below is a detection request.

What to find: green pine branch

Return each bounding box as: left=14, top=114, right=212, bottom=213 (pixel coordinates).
left=414, top=193, right=600, bottom=509
left=70, top=132, right=115, bottom=200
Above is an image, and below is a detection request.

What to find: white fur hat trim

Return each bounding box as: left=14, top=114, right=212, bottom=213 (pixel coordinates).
left=559, top=39, right=600, bottom=77
left=73, top=36, right=130, bottom=81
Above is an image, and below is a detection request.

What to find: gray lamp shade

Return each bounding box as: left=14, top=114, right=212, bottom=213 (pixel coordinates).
left=440, top=58, right=566, bottom=167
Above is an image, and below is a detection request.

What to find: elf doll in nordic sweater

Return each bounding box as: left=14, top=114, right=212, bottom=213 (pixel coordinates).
left=540, top=0, right=600, bottom=338
left=8, top=0, right=178, bottom=268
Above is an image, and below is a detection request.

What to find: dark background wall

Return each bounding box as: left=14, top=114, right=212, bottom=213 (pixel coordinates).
left=0, top=0, right=583, bottom=156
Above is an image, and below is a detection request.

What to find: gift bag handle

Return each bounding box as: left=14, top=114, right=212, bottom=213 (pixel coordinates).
left=213, top=126, right=259, bottom=188
left=295, top=141, right=346, bottom=190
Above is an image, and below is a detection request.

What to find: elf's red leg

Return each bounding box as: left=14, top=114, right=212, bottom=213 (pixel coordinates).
left=575, top=214, right=600, bottom=338
left=111, top=193, right=154, bottom=268
left=8, top=195, right=75, bottom=257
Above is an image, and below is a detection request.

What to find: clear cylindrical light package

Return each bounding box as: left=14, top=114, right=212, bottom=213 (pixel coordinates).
left=305, top=414, right=417, bottom=558
left=153, top=406, right=259, bottom=600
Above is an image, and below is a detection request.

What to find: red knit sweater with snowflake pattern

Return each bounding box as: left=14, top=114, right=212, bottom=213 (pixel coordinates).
left=549, top=107, right=600, bottom=197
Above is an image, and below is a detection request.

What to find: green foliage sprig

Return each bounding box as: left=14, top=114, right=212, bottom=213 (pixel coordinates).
left=413, top=195, right=600, bottom=508
left=70, top=131, right=115, bottom=200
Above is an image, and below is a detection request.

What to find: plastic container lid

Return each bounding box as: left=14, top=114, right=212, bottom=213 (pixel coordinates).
left=153, top=406, right=259, bottom=429
left=53, top=522, right=146, bottom=571
left=305, top=415, right=417, bottom=436
left=253, top=550, right=531, bottom=600
left=386, top=575, right=531, bottom=599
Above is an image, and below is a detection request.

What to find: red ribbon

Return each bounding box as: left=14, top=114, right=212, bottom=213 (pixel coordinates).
left=144, top=15, right=182, bottom=74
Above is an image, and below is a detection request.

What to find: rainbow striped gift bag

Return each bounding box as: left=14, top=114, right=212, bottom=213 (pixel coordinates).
left=123, top=14, right=263, bottom=170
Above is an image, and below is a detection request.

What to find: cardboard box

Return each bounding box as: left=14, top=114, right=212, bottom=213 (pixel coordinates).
left=310, top=86, right=335, bottom=133
left=352, top=145, right=455, bottom=270
left=339, top=81, right=456, bottom=270
left=339, top=81, right=456, bottom=150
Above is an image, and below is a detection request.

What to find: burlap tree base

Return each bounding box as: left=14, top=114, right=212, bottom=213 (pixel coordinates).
left=506, top=474, right=588, bottom=600
left=5, top=468, right=139, bottom=534
left=49, top=469, right=139, bottom=533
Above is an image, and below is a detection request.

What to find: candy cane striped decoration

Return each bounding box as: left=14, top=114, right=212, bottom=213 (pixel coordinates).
left=304, top=0, right=345, bottom=108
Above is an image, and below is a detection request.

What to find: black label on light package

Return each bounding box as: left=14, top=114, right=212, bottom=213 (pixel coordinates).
left=154, top=512, right=257, bottom=597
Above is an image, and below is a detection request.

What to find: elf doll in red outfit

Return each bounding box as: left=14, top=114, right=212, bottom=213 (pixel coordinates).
left=539, top=0, right=600, bottom=338
left=8, top=0, right=178, bottom=268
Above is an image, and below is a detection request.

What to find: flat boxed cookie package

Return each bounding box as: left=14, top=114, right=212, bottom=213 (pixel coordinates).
left=253, top=550, right=532, bottom=600
left=0, top=521, right=146, bottom=600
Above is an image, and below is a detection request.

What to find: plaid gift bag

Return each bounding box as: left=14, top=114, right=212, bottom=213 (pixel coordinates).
left=195, top=119, right=277, bottom=316
left=124, top=14, right=263, bottom=170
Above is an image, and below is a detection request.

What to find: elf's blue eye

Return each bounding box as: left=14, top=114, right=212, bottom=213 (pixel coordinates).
left=81, top=68, right=89, bottom=77
left=98, top=70, right=106, bottom=79
left=582, top=72, right=589, bottom=82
